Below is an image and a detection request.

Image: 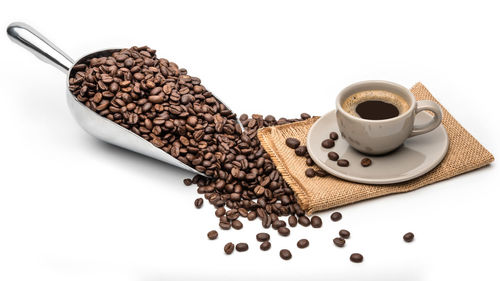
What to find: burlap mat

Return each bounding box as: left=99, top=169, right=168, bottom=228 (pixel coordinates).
left=258, top=82, right=494, bottom=214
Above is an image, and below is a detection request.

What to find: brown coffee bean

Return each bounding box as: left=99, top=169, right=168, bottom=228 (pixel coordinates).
left=403, top=232, right=414, bottom=242
left=285, top=138, right=300, bottom=149
left=215, top=207, right=226, bottom=217
left=333, top=237, right=346, bottom=247
left=329, top=132, right=339, bottom=140
left=327, top=151, right=339, bottom=161
left=295, top=146, right=308, bottom=156
left=219, top=221, right=231, bottom=230
left=339, top=229, right=350, bottom=238
left=311, top=216, right=322, bottom=228
left=224, top=242, right=234, bottom=254
left=256, top=232, right=270, bottom=242
left=321, top=139, right=335, bottom=148
left=361, top=158, right=372, bottom=167
left=194, top=198, right=203, bottom=208
left=337, top=159, right=349, bottom=167
left=207, top=230, right=218, bottom=240
left=288, top=215, right=298, bottom=227
left=280, top=249, right=292, bottom=260
left=272, top=220, right=286, bottom=230
left=306, top=157, right=314, bottom=166
left=330, top=211, right=342, bottom=221
left=298, top=216, right=311, bottom=227
left=183, top=178, right=192, bottom=186
left=300, top=113, right=311, bottom=120
left=260, top=241, right=271, bottom=251
left=350, top=253, right=363, bottom=263
left=305, top=168, right=316, bottom=178
left=235, top=243, right=248, bottom=252
left=278, top=226, right=290, bottom=236
left=315, top=169, right=327, bottom=177
left=297, top=239, right=309, bottom=248
left=231, top=219, right=243, bottom=230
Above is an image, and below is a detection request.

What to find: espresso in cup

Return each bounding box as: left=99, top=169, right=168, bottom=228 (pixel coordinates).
left=341, top=90, right=410, bottom=120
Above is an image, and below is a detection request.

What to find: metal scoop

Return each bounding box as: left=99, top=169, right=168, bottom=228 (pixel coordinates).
left=6, top=22, right=223, bottom=176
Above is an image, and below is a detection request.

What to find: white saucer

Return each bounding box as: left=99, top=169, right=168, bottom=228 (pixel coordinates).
left=306, top=110, right=449, bottom=184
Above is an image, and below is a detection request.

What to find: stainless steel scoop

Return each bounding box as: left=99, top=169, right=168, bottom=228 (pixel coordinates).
left=6, top=22, right=223, bottom=176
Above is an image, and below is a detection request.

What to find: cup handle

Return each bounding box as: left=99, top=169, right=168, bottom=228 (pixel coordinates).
left=409, top=100, right=443, bottom=137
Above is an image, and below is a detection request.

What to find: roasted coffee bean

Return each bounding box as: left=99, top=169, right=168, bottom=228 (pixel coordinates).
left=224, top=242, right=234, bottom=254
left=215, top=207, right=226, bottom=217
left=219, top=221, right=231, bottom=230
left=329, top=132, right=339, bottom=140
left=327, top=151, right=339, bottom=161
left=333, top=237, right=346, bottom=247
left=337, top=159, right=349, bottom=167
left=295, top=146, right=308, bottom=156
left=321, top=139, right=335, bottom=148
left=194, top=198, right=204, bottom=208
left=278, top=226, right=291, bottom=236
left=272, top=220, right=286, bottom=230
left=300, top=113, right=311, bottom=120
left=350, top=253, right=363, bottom=263
left=361, top=158, right=372, bottom=167
left=306, top=157, right=314, bottom=166
left=297, top=239, right=309, bottom=248
left=403, top=232, right=414, bottom=242
left=298, top=216, right=311, bottom=227
left=330, top=211, right=342, bottom=221
left=183, top=178, right=192, bottom=186
left=305, top=168, right=316, bottom=178
left=339, top=229, right=350, bottom=238
left=280, top=249, right=292, bottom=260
left=311, top=216, right=322, bottom=228
left=235, top=243, right=249, bottom=252
left=207, top=230, right=218, bottom=240
left=232, top=219, right=243, bottom=230
left=288, top=215, right=298, bottom=227
left=315, top=169, right=327, bottom=177
left=285, top=138, right=301, bottom=149
left=260, top=241, right=271, bottom=251
left=256, top=232, right=270, bottom=242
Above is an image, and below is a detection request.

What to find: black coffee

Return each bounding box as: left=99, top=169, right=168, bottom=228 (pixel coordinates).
left=355, top=100, right=399, bottom=120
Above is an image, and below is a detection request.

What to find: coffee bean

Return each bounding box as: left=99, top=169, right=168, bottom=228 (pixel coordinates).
left=278, top=226, right=290, bottom=236
left=361, top=158, right=372, bottom=167
left=224, top=242, right=234, bottom=254
left=311, top=216, right=322, bottom=228
left=337, top=159, right=349, bottom=167
left=280, top=249, right=292, bottom=260
left=272, top=220, right=286, bottom=230
left=295, top=146, right=308, bottom=156
left=183, top=178, right=192, bottom=186
left=215, top=207, right=226, bottom=217
left=194, top=198, right=203, bottom=208
left=219, top=221, right=231, bottom=230
left=297, top=239, right=309, bottom=248
left=329, top=132, right=339, bottom=140
left=300, top=113, right=311, bottom=120
left=321, top=139, right=335, bottom=148
left=330, top=212, right=342, bottom=221
left=298, top=216, right=311, bottom=227
left=256, top=232, right=270, bottom=242
left=350, top=253, right=363, bottom=263
left=260, top=241, right=271, bottom=251
left=315, top=169, right=327, bottom=177
left=327, top=151, right=339, bottom=161
left=288, top=215, right=298, bottom=227
left=306, top=157, right=314, bottom=166
left=207, top=230, right=218, bottom=240
left=235, top=243, right=248, bottom=252
left=339, top=229, right=350, bottom=238
left=285, top=138, right=300, bottom=149
left=305, top=168, right=316, bottom=178
left=403, top=232, right=414, bottom=242
left=232, top=219, right=243, bottom=230
left=333, top=237, right=346, bottom=247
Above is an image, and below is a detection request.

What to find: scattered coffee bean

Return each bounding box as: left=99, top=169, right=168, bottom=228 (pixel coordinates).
left=256, top=233, right=270, bottom=242
left=295, top=146, right=308, bottom=156
left=306, top=157, right=315, bottom=166
left=224, top=242, right=234, bottom=254
left=328, top=151, right=339, bottom=161
left=278, top=226, right=291, bottom=236
left=311, top=216, right=322, bottom=228
left=350, top=253, right=363, bottom=263
left=194, top=198, right=203, bottom=208
left=288, top=215, right=298, bottom=227
left=260, top=241, right=271, bottom=251
left=298, top=216, right=311, bottom=227
left=403, top=232, right=414, bottom=242
left=329, top=132, right=339, bottom=140
left=207, top=230, right=218, bottom=240
left=339, top=229, right=350, bottom=238
left=321, top=139, right=335, bottom=148
left=236, top=243, right=249, bottom=252
left=297, top=239, right=309, bottom=248
left=219, top=221, right=231, bottom=230
left=305, top=168, right=316, bottom=178
left=333, top=237, right=346, bottom=247
left=272, top=220, right=286, bottom=230
left=183, top=178, right=192, bottom=186
left=300, top=113, right=311, bottom=120
left=337, top=159, right=349, bottom=167
left=361, top=158, right=372, bottom=167
left=315, top=169, right=327, bottom=177
left=330, top=211, right=342, bottom=221
left=286, top=138, right=301, bottom=149
left=232, top=219, right=243, bottom=230
left=280, top=249, right=292, bottom=260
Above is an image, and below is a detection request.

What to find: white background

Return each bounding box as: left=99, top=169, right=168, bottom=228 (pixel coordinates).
left=1, top=1, right=499, bottom=280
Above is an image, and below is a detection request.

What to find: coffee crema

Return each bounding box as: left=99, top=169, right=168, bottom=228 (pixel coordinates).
left=341, top=90, right=410, bottom=120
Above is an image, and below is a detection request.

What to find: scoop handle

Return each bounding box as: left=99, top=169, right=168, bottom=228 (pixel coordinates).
left=6, top=22, right=74, bottom=74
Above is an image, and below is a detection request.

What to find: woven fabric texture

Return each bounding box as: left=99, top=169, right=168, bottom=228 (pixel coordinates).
left=258, top=83, right=494, bottom=214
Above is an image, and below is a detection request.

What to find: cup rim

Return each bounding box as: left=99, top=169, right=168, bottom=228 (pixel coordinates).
left=335, top=80, right=416, bottom=123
